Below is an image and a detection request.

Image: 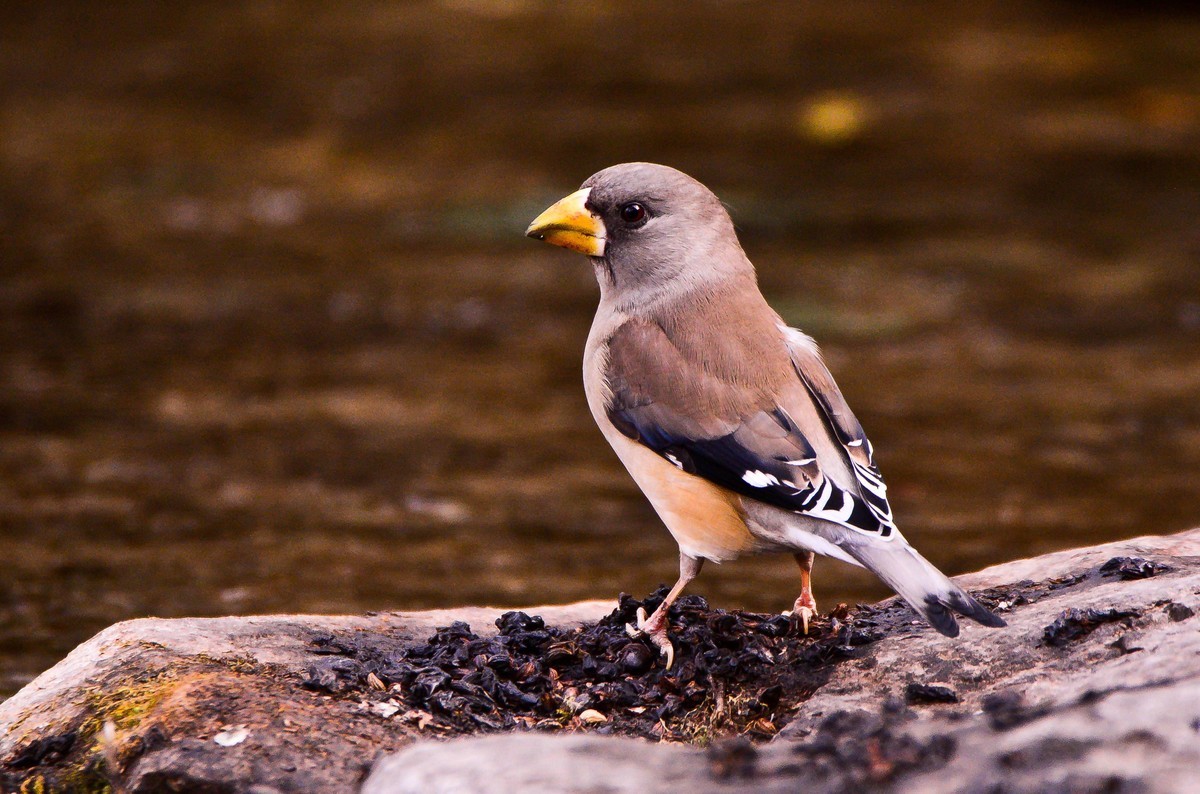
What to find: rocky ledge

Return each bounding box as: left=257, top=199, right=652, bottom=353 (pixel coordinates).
left=2, top=529, right=1199, bottom=793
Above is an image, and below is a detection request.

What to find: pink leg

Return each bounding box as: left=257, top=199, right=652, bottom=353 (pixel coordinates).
left=626, top=552, right=703, bottom=669
left=791, top=551, right=818, bottom=634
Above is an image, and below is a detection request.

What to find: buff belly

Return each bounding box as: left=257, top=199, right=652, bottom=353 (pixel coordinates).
left=604, top=431, right=766, bottom=562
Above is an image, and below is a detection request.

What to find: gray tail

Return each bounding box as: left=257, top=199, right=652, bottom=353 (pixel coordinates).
left=847, top=543, right=1006, bottom=637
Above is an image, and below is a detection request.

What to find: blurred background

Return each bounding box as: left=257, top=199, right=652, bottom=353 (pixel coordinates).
left=2, top=0, right=1199, bottom=696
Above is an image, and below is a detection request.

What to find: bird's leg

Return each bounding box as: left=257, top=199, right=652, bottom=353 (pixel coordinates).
left=626, top=552, right=703, bottom=669
left=789, top=551, right=818, bottom=634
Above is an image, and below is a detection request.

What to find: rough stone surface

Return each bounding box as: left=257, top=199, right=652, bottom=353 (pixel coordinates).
left=364, top=735, right=704, bottom=794
left=4, top=530, right=1200, bottom=793
left=364, top=529, right=1200, bottom=794
left=0, top=603, right=611, bottom=793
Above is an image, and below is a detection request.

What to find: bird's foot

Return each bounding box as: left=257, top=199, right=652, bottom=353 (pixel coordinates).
left=624, top=606, right=676, bottom=669
left=787, top=594, right=818, bottom=635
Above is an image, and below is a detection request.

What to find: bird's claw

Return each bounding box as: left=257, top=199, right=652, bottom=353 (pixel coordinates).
left=786, top=596, right=818, bottom=635
left=624, top=607, right=676, bottom=669
left=656, top=637, right=675, bottom=670
left=793, top=606, right=815, bottom=635
left=624, top=606, right=650, bottom=638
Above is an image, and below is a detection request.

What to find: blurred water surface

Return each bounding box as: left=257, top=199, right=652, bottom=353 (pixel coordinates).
left=2, top=1, right=1200, bottom=695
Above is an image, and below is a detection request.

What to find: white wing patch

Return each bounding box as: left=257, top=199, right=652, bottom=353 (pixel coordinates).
left=742, top=470, right=779, bottom=488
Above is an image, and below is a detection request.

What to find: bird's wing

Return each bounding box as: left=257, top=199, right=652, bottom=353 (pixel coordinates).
left=779, top=325, right=896, bottom=533
left=603, top=319, right=896, bottom=539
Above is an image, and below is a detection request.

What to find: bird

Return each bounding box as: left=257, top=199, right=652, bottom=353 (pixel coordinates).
left=525, top=162, right=1005, bottom=667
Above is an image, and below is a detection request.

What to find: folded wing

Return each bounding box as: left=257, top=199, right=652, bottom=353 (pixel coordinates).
left=604, top=319, right=895, bottom=539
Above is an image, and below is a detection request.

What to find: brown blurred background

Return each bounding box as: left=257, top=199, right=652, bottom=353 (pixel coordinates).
left=2, top=1, right=1199, bottom=696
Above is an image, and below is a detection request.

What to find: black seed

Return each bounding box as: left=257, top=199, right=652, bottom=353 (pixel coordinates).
left=1043, top=608, right=1139, bottom=647
left=759, top=614, right=792, bottom=638
left=905, top=683, right=960, bottom=705
left=1098, top=556, right=1170, bottom=580
left=496, top=611, right=545, bottom=634
left=619, top=641, right=655, bottom=674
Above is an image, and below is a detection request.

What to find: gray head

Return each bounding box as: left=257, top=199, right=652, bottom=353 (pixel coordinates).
left=526, top=163, right=752, bottom=305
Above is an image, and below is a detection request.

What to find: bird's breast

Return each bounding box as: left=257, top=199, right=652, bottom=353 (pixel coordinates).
left=582, top=327, right=760, bottom=563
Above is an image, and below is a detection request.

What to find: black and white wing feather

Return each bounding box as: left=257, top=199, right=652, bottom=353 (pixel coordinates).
left=604, top=319, right=896, bottom=539
left=780, top=325, right=897, bottom=535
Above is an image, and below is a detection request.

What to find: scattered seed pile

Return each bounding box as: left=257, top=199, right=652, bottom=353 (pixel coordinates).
left=301, top=587, right=896, bottom=741
left=298, top=555, right=1166, bottom=743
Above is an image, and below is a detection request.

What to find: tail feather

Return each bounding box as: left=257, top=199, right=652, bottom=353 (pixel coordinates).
left=847, top=543, right=1006, bottom=637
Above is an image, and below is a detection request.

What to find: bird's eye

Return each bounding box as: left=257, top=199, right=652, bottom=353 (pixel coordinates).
left=619, top=202, right=647, bottom=225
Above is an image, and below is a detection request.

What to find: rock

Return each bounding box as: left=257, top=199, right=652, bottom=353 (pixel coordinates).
left=364, top=735, right=700, bottom=794
left=362, top=529, right=1200, bottom=793
left=4, top=530, right=1200, bottom=793
left=0, top=602, right=612, bottom=793
left=763, top=530, right=1200, bottom=794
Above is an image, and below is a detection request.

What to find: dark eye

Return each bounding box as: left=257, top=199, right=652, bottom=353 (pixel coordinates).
left=619, top=202, right=647, bottom=225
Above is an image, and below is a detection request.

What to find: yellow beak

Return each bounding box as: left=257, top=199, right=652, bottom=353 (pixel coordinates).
left=525, top=188, right=606, bottom=257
